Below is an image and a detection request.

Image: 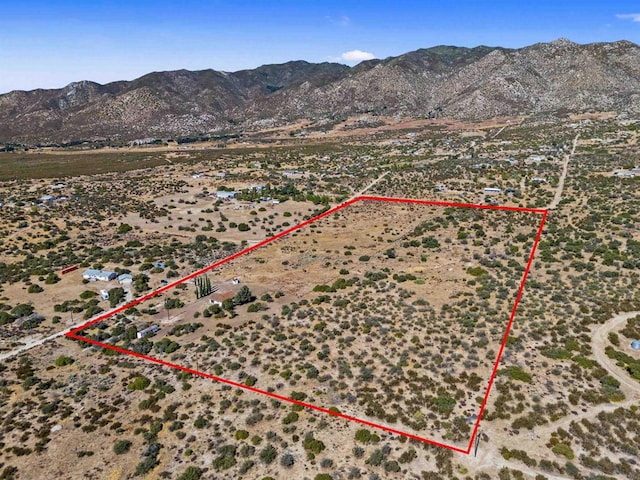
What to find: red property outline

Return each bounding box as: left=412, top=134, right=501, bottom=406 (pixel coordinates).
left=65, top=196, right=548, bottom=454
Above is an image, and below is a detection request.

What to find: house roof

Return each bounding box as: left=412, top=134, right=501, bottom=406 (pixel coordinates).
left=83, top=269, right=116, bottom=277
left=211, top=291, right=235, bottom=302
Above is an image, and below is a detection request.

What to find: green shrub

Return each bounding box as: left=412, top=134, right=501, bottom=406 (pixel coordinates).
left=127, top=376, right=150, bottom=391
left=282, top=412, right=299, bottom=425
left=27, top=284, right=43, bottom=293
left=113, top=439, right=132, bottom=455
left=259, top=445, right=277, bottom=464
left=235, top=430, right=249, bottom=440
left=177, top=467, right=202, bottom=480
left=466, top=266, right=488, bottom=276
left=54, top=356, right=74, bottom=367
left=551, top=443, right=574, bottom=459
left=355, top=429, right=372, bottom=443
left=498, top=366, right=532, bottom=383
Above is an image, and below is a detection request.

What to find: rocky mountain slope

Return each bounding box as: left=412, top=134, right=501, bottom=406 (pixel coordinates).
left=1, top=39, right=638, bottom=144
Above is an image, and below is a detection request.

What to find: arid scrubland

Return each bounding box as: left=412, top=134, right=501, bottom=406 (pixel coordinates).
left=1, top=117, right=639, bottom=480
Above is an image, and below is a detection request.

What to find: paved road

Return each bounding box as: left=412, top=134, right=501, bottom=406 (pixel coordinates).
left=548, top=134, right=579, bottom=210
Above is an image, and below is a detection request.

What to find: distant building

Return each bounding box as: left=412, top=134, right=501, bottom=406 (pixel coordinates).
left=483, top=187, right=501, bottom=194
left=82, top=269, right=117, bottom=281
left=216, top=191, right=238, bottom=200
left=39, top=195, right=55, bottom=206
left=118, top=273, right=133, bottom=285
left=614, top=170, right=635, bottom=178
left=136, top=325, right=160, bottom=339
left=527, top=155, right=546, bottom=162
left=435, top=184, right=445, bottom=192
left=531, top=177, right=547, bottom=183
left=154, top=261, right=167, bottom=269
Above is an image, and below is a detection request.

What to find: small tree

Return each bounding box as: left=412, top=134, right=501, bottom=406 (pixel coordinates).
left=108, top=287, right=126, bottom=308
left=234, top=286, right=254, bottom=306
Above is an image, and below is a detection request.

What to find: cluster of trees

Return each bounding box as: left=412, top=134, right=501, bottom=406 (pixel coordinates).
left=194, top=274, right=213, bottom=299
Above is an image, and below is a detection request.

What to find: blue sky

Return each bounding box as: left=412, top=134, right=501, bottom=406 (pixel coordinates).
left=1, top=0, right=639, bottom=93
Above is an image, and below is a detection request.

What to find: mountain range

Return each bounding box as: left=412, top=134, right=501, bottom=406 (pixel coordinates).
left=1, top=39, right=639, bottom=144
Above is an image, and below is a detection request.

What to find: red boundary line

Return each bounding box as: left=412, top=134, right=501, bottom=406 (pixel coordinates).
left=65, top=196, right=546, bottom=454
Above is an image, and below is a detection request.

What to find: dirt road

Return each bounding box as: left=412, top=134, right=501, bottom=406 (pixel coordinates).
left=548, top=134, right=579, bottom=210
left=349, top=171, right=389, bottom=201
left=468, top=310, right=639, bottom=479
left=0, top=303, right=127, bottom=361
left=591, top=310, right=640, bottom=395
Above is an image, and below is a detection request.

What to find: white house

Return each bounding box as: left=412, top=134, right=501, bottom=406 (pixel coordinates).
left=216, top=191, right=238, bottom=200
left=82, top=269, right=117, bottom=281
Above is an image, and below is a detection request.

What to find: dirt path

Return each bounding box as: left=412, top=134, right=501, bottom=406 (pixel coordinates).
left=349, top=170, right=389, bottom=200
left=0, top=303, right=128, bottom=361
left=467, top=310, right=640, bottom=479
left=548, top=134, right=579, bottom=210
left=591, top=310, right=640, bottom=395
left=491, top=125, right=507, bottom=139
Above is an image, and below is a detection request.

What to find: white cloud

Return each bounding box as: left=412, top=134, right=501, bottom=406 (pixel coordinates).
left=326, top=15, right=351, bottom=27
left=616, top=13, right=640, bottom=22
left=340, top=50, right=376, bottom=62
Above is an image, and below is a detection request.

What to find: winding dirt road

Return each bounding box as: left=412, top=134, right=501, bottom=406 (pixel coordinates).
left=469, top=310, right=640, bottom=479
left=591, top=310, right=640, bottom=395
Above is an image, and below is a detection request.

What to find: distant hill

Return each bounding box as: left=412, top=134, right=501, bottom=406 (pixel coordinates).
left=1, top=39, right=639, bottom=144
